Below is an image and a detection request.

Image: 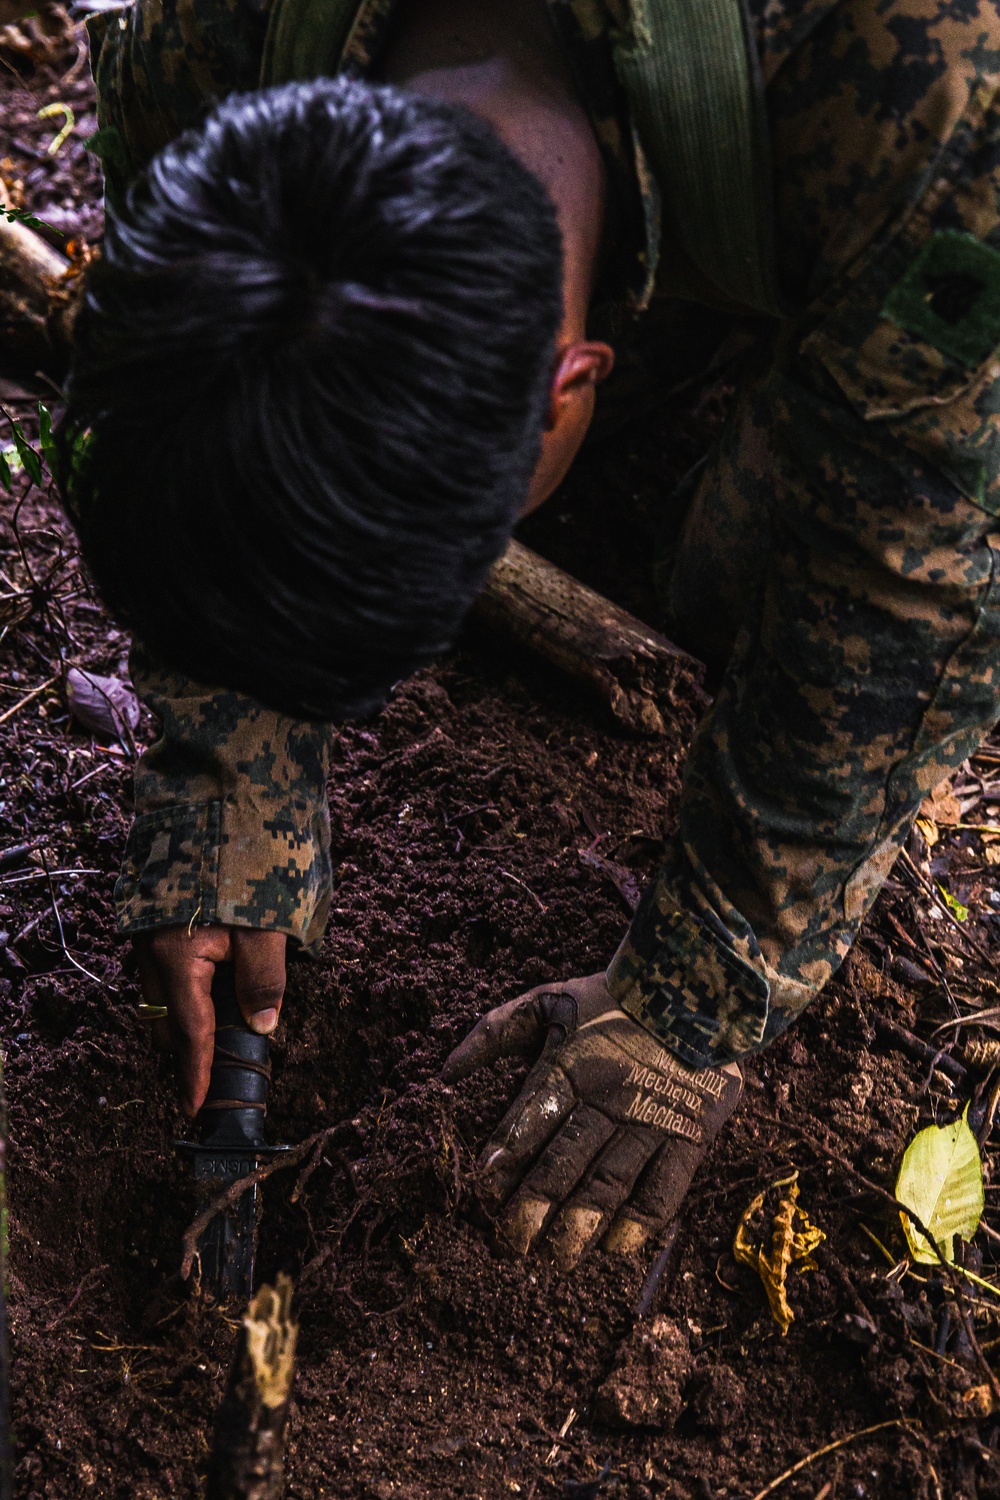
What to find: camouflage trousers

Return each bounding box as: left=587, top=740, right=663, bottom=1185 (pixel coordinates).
left=608, top=0, right=1000, bottom=1066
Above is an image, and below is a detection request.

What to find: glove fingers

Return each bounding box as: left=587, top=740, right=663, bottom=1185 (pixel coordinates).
left=441, top=995, right=545, bottom=1082
left=603, top=1062, right=743, bottom=1256
left=476, top=1060, right=575, bottom=1208
left=496, top=1104, right=617, bottom=1255
left=602, top=1134, right=707, bottom=1256
left=545, top=1127, right=661, bottom=1269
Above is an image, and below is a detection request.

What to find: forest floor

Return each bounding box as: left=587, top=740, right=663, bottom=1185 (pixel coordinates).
left=6, top=10, right=1000, bottom=1500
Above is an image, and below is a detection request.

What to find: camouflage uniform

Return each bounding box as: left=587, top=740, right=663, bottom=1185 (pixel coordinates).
left=89, top=0, right=1000, bottom=1067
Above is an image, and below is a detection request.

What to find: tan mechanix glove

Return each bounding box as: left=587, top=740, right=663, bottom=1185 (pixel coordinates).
left=442, top=972, right=742, bottom=1268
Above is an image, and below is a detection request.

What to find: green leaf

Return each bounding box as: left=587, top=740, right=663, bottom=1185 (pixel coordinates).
left=896, top=1105, right=984, bottom=1264
left=11, top=424, right=43, bottom=487
left=937, top=882, right=969, bottom=922
left=37, top=402, right=53, bottom=451
left=0, top=449, right=9, bottom=493
left=0, top=202, right=62, bottom=235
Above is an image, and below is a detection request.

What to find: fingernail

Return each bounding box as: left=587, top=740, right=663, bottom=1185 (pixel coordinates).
left=249, top=1007, right=279, bottom=1035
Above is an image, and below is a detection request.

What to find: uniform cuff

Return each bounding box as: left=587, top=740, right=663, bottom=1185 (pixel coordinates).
left=115, top=788, right=332, bottom=955
left=606, top=872, right=771, bottom=1069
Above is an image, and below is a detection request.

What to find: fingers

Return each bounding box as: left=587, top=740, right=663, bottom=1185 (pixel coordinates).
left=141, top=927, right=229, bottom=1116
left=544, top=1128, right=661, bottom=1269
left=476, top=1056, right=575, bottom=1207
left=232, top=928, right=287, bottom=1035
left=602, top=1134, right=707, bottom=1257
left=603, top=1063, right=743, bottom=1257
left=497, top=1104, right=616, bottom=1254
left=441, top=993, right=547, bottom=1083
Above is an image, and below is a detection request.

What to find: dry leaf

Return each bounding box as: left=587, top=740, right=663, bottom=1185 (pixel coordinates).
left=920, top=780, right=961, bottom=827
left=915, top=816, right=940, bottom=848
left=963, top=1384, right=996, bottom=1418
left=66, top=667, right=140, bottom=744
left=986, top=844, right=1000, bottom=865
left=733, top=1171, right=825, bottom=1335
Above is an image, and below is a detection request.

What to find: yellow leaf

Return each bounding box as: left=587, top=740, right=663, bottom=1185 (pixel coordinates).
left=915, top=817, right=939, bottom=848
left=733, top=1171, right=826, bottom=1335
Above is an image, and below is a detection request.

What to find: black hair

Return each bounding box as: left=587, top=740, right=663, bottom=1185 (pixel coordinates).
left=62, top=77, right=563, bottom=719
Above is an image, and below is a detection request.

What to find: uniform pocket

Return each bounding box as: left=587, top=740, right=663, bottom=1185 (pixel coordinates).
left=800, top=77, right=1000, bottom=515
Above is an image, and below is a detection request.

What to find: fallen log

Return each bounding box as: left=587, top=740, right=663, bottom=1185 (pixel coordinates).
left=206, top=1275, right=298, bottom=1500
left=472, top=539, right=707, bottom=736
left=0, top=213, right=75, bottom=376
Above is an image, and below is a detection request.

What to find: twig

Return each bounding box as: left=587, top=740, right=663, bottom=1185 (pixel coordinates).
left=180, top=1122, right=358, bottom=1281
left=0, top=670, right=58, bottom=725
left=749, top=1420, right=911, bottom=1500
left=874, top=1017, right=968, bottom=1088
left=544, top=1408, right=577, bottom=1466
left=43, top=1265, right=107, bottom=1332
left=933, top=1008, right=1000, bottom=1036
left=496, top=868, right=548, bottom=913
left=900, top=848, right=996, bottom=968
left=635, top=1218, right=681, bottom=1318
left=39, top=849, right=104, bottom=986
left=0, top=868, right=102, bottom=885
left=0, top=838, right=43, bottom=869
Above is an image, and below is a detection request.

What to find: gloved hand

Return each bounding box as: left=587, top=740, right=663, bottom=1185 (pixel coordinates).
left=442, top=972, right=742, bottom=1268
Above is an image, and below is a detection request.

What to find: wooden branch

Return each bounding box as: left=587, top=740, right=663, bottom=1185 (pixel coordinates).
left=206, top=1276, right=298, bottom=1500
left=0, top=214, right=76, bottom=375
left=472, top=539, right=707, bottom=737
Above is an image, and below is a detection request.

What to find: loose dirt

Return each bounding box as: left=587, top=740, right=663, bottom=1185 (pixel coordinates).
left=4, top=12, right=1000, bottom=1499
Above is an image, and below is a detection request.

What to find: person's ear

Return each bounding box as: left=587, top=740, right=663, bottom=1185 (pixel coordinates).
left=546, top=341, right=615, bottom=430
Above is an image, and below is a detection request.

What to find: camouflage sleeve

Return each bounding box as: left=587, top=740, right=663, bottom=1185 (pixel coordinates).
left=609, top=0, right=1000, bottom=1068
left=86, top=0, right=268, bottom=202
left=116, top=643, right=333, bottom=954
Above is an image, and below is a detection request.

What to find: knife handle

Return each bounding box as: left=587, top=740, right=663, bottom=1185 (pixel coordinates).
left=199, top=961, right=271, bottom=1150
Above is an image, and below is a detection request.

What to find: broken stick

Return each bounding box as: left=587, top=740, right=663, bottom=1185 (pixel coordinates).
left=473, top=539, right=707, bottom=737
left=206, top=1275, right=298, bottom=1500
left=0, top=213, right=76, bottom=374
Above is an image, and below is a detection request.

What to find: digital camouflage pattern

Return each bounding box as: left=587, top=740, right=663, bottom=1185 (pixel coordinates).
left=92, top=0, right=1000, bottom=1068
left=117, top=644, right=333, bottom=953
left=611, top=0, right=1000, bottom=1064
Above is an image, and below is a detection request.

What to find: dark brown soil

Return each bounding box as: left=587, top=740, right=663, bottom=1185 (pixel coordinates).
left=5, top=13, right=1000, bottom=1500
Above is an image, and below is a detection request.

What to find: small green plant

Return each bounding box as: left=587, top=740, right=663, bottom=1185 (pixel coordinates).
left=0, top=202, right=64, bottom=236
left=0, top=402, right=60, bottom=492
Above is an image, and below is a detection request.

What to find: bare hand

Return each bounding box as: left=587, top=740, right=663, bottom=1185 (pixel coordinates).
left=443, top=972, right=741, bottom=1267
left=133, top=926, right=287, bottom=1116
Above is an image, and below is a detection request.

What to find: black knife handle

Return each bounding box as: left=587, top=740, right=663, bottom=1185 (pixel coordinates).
left=199, top=962, right=271, bottom=1150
